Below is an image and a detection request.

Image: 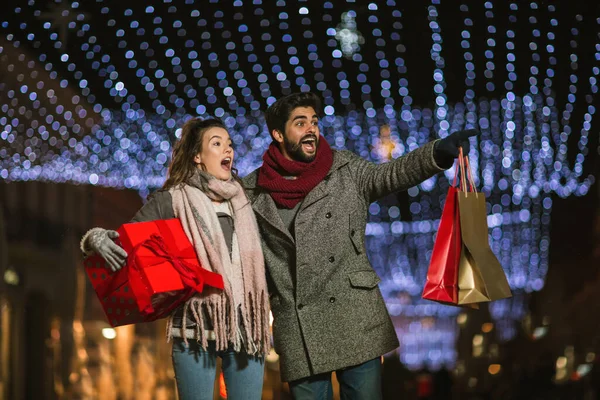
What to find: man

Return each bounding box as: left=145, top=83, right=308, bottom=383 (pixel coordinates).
left=242, top=92, right=476, bottom=399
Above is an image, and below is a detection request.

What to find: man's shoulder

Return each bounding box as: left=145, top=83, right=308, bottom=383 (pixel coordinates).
left=330, top=149, right=362, bottom=173
left=333, top=149, right=360, bottom=161
left=241, top=168, right=260, bottom=190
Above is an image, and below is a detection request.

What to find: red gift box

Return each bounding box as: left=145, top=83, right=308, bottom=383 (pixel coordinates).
left=85, top=219, right=224, bottom=327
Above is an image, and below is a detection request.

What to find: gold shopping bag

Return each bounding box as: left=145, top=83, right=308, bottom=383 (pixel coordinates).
left=457, top=246, right=490, bottom=306
left=456, top=153, right=512, bottom=305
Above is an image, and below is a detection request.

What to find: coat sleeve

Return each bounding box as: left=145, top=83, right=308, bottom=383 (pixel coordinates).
left=130, top=191, right=175, bottom=222
left=348, top=140, right=446, bottom=203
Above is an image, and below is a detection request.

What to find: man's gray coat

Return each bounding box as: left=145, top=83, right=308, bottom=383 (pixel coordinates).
left=242, top=140, right=444, bottom=382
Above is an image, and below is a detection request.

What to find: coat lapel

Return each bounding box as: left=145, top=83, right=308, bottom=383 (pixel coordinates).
left=300, top=151, right=351, bottom=211
left=299, top=178, right=329, bottom=211
left=251, top=190, right=295, bottom=244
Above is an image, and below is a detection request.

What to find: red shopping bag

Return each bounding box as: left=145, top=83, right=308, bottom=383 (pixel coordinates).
left=422, top=161, right=462, bottom=304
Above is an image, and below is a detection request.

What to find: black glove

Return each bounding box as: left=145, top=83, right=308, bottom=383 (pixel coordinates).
left=434, top=129, right=479, bottom=168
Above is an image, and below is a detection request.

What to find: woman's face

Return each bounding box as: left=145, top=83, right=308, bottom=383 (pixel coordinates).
left=194, top=127, right=234, bottom=181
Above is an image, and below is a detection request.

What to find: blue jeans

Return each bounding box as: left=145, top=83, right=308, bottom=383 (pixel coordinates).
left=289, top=358, right=383, bottom=400
left=171, top=339, right=265, bottom=400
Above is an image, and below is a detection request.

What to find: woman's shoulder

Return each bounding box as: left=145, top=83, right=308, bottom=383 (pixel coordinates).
left=131, top=190, right=174, bottom=222
left=147, top=189, right=174, bottom=206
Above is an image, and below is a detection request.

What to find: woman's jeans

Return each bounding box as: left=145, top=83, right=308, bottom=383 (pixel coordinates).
left=172, top=338, right=265, bottom=400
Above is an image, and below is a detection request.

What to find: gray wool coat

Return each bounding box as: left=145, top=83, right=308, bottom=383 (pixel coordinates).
left=242, top=140, right=444, bottom=382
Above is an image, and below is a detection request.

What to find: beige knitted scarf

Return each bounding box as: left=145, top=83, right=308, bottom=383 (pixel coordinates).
left=169, top=170, right=270, bottom=356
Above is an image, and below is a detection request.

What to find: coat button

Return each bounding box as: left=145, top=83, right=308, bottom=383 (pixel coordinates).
left=326, top=212, right=332, bottom=219
left=351, top=229, right=356, bottom=237
left=329, top=297, right=336, bottom=303
left=297, top=304, right=304, bottom=310
left=329, top=256, right=335, bottom=263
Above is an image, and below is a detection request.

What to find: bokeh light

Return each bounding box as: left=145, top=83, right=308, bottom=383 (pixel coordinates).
left=1, top=0, right=598, bottom=370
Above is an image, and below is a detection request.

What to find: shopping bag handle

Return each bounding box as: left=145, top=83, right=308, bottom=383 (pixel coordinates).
left=465, top=156, right=477, bottom=194
left=452, top=155, right=459, bottom=188
left=458, top=147, right=478, bottom=197
left=451, top=148, right=468, bottom=190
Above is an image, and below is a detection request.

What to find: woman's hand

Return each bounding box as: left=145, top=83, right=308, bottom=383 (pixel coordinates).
left=84, top=228, right=128, bottom=271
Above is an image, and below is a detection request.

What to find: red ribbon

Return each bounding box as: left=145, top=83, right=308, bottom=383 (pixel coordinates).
left=131, top=234, right=224, bottom=315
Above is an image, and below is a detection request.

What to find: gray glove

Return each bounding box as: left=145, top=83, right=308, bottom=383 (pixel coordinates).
left=82, top=228, right=128, bottom=272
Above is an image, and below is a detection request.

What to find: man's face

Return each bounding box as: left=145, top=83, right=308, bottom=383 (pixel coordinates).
left=275, top=106, right=320, bottom=163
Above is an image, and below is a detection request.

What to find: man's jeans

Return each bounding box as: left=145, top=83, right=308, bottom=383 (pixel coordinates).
left=289, top=357, right=382, bottom=400
left=171, top=338, right=265, bottom=400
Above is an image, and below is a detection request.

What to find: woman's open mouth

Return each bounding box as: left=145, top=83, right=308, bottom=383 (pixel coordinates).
left=221, top=157, right=232, bottom=171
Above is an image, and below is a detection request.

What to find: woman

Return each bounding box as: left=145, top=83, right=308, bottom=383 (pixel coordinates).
left=80, top=118, right=270, bottom=400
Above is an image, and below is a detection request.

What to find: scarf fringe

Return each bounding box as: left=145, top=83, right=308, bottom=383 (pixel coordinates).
left=168, top=290, right=271, bottom=355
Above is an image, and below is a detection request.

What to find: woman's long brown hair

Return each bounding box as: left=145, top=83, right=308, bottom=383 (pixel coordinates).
left=161, top=118, right=228, bottom=191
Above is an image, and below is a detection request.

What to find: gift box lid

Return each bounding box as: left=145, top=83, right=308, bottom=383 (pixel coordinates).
left=117, top=218, right=194, bottom=255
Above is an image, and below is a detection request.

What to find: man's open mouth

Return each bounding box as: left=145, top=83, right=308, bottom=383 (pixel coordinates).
left=301, top=136, right=317, bottom=152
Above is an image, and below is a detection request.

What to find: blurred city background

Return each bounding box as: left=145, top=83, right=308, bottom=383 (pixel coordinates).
left=0, top=0, right=599, bottom=398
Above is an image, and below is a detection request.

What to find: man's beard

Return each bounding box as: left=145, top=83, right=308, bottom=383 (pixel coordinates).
left=283, top=134, right=318, bottom=163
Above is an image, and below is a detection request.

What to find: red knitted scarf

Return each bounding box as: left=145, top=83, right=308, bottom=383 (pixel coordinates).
left=257, top=136, right=333, bottom=208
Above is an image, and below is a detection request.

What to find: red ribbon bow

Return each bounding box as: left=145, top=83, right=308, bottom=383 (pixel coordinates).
left=130, top=234, right=225, bottom=315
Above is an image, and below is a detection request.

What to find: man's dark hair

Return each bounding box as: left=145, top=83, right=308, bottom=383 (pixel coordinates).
left=265, top=92, right=323, bottom=138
